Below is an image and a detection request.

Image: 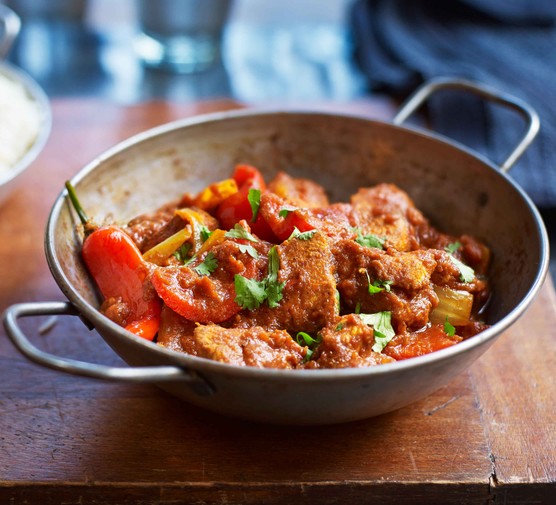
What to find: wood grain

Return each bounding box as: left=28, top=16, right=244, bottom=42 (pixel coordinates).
left=0, top=99, right=554, bottom=504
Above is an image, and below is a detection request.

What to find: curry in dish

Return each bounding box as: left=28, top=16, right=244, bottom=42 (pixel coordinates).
left=68, top=164, right=490, bottom=369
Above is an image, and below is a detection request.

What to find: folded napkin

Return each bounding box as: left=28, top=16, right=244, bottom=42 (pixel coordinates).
left=350, top=0, right=556, bottom=207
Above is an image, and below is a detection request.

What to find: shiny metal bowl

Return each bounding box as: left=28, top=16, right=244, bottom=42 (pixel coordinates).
left=3, top=79, right=549, bottom=425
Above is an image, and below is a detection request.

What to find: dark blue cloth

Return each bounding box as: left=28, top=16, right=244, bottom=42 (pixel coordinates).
left=350, top=0, right=556, bottom=207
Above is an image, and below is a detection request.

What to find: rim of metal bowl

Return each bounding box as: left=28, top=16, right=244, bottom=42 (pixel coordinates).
left=0, top=61, right=52, bottom=187
left=45, top=108, right=550, bottom=381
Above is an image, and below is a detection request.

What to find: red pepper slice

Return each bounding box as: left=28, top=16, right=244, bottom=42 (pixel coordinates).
left=232, top=164, right=266, bottom=189
left=216, top=164, right=277, bottom=242
left=258, top=193, right=315, bottom=242
left=151, top=266, right=241, bottom=324
left=151, top=242, right=260, bottom=324
left=82, top=226, right=161, bottom=340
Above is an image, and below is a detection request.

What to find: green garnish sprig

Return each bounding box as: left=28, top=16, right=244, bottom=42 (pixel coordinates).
left=296, top=331, right=322, bottom=362
left=225, top=223, right=259, bottom=243
left=444, top=317, right=456, bottom=337
left=248, top=189, right=261, bottom=222
left=288, top=227, right=317, bottom=241
left=445, top=242, right=475, bottom=283
left=193, top=252, right=218, bottom=276
left=224, top=223, right=259, bottom=258
left=234, top=246, right=285, bottom=310
left=353, top=227, right=385, bottom=250
left=359, top=311, right=396, bottom=353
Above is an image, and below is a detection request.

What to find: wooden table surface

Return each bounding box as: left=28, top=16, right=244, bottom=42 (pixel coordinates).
left=0, top=100, right=554, bottom=505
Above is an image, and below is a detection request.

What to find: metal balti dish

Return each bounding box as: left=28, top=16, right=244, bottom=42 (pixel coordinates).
left=0, top=4, right=51, bottom=204
left=3, top=79, right=549, bottom=425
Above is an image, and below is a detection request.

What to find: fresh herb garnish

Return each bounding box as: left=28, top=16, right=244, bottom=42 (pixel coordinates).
left=233, top=275, right=267, bottom=310
left=296, top=331, right=322, bottom=362
left=445, top=242, right=475, bottom=283
left=173, top=243, right=192, bottom=263
left=248, top=189, right=261, bottom=222
left=335, top=290, right=341, bottom=314
left=279, top=206, right=297, bottom=218
left=296, top=331, right=318, bottom=346
left=355, top=302, right=361, bottom=314
left=193, top=252, right=218, bottom=276
left=369, top=279, right=393, bottom=294
left=363, top=270, right=392, bottom=295
left=359, top=311, right=396, bottom=353
left=199, top=225, right=212, bottom=242
left=265, top=246, right=284, bottom=308
left=444, top=317, right=456, bottom=337
left=234, top=246, right=285, bottom=310
left=445, top=242, right=461, bottom=255
left=353, top=228, right=385, bottom=250
left=335, top=322, right=344, bottom=331
left=237, top=243, right=259, bottom=259
left=288, top=227, right=317, bottom=241
left=225, top=223, right=259, bottom=243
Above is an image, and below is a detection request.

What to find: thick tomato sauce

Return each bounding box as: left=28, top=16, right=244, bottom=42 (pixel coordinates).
left=92, top=165, right=490, bottom=369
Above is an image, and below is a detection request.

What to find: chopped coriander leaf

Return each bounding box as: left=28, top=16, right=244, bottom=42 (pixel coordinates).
left=449, top=255, right=475, bottom=283
left=234, top=246, right=284, bottom=310
left=355, top=302, right=361, bottom=314
left=225, top=223, right=259, bottom=243
left=199, top=225, right=212, bottom=243
left=267, top=246, right=280, bottom=280
left=248, top=188, right=261, bottom=222
left=265, top=246, right=284, bottom=307
left=193, top=252, right=218, bottom=276
left=335, top=323, right=344, bottom=331
left=335, top=290, right=341, bottom=314
left=279, top=207, right=294, bottom=218
left=368, top=279, right=393, bottom=294
left=234, top=275, right=267, bottom=310
left=353, top=228, right=385, bottom=250
left=173, top=243, right=192, bottom=263
left=296, top=331, right=317, bottom=346
left=237, top=243, right=259, bottom=259
left=359, top=311, right=396, bottom=352
left=444, top=317, right=456, bottom=337
left=368, top=282, right=382, bottom=295
left=444, top=242, right=475, bottom=283
left=265, top=281, right=284, bottom=308
left=288, top=227, right=317, bottom=241
left=445, top=242, right=461, bottom=255
left=296, top=331, right=322, bottom=362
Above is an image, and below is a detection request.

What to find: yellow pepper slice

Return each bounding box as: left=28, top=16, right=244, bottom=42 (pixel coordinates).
left=192, top=178, right=238, bottom=210
left=142, top=226, right=192, bottom=265
left=195, top=229, right=226, bottom=256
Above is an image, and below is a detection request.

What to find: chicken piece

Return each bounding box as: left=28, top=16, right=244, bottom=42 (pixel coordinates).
left=351, top=184, right=427, bottom=251
left=157, top=304, right=198, bottom=355
left=193, top=325, right=306, bottom=368
left=233, top=231, right=338, bottom=334
left=333, top=240, right=439, bottom=330
left=268, top=171, right=330, bottom=208
left=304, top=203, right=359, bottom=240
left=306, top=314, right=395, bottom=369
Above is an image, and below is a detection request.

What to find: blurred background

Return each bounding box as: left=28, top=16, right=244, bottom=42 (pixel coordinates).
left=2, top=0, right=366, bottom=104
left=1, top=0, right=555, bottom=275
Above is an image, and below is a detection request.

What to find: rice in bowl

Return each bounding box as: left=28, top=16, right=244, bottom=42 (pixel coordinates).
left=0, top=72, right=41, bottom=174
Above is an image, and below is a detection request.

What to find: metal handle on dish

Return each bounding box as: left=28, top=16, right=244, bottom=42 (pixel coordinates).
left=392, top=77, right=540, bottom=173
left=0, top=4, right=21, bottom=59
left=2, top=301, right=214, bottom=396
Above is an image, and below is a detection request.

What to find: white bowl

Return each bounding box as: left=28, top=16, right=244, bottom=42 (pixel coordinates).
left=0, top=61, right=51, bottom=205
